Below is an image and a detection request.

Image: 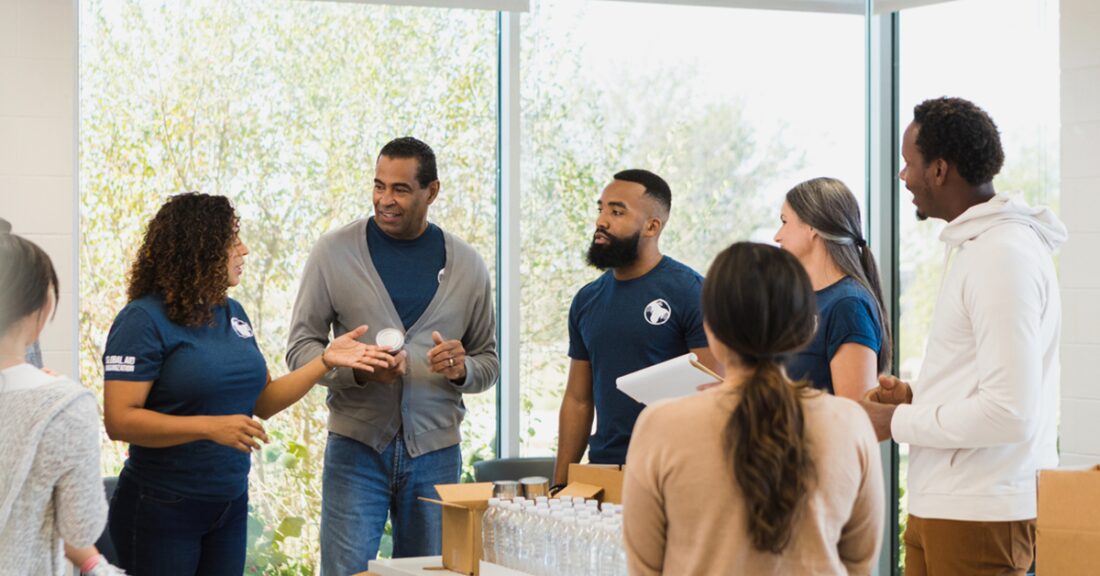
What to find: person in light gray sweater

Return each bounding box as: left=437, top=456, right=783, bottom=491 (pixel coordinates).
left=0, top=230, right=108, bottom=575
left=287, top=137, right=498, bottom=574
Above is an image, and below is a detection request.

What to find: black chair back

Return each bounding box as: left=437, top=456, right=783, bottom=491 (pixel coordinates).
left=472, top=457, right=555, bottom=483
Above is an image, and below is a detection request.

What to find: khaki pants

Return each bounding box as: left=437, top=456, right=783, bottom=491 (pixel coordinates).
left=904, top=515, right=1035, bottom=576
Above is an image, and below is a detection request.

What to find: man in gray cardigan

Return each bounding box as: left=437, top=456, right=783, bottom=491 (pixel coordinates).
left=287, top=137, right=498, bottom=574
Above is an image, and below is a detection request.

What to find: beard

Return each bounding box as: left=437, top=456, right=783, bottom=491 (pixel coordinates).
left=586, top=230, right=641, bottom=270
left=915, top=209, right=928, bottom=221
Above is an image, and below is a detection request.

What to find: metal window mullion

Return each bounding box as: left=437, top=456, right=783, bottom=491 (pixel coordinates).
left=495, top=10, right=522, bottom=460
left=868, top=7, right=901, bottom=576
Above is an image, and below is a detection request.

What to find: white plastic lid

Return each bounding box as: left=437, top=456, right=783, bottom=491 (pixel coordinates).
left=376, top=328, right=405, bottom=352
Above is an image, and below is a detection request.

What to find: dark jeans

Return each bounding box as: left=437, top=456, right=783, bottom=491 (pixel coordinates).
left=320, top=433, right=461, bottom=576
left=109, top=469, right=248, bottom=576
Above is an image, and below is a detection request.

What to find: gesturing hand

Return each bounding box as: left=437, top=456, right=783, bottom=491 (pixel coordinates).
left=356, top=350, right=407, bottom=385
left=428, top=331, right=466, bottom=382
left=864, top=374, right=913, bottom=406
left=205, top=415, right=269, bottom=454
left=323, top=325, right=394, bottom=373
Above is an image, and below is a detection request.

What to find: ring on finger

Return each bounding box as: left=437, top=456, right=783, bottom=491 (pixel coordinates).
left=448, top=357, right=455, bottom=368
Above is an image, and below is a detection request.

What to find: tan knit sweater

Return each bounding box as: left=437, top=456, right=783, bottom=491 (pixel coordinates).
left=0, top=364, right=108, bottom=576
left=623, top=384, right=883, bottom=575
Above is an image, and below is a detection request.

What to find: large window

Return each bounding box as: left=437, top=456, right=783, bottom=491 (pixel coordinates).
left=79, top=1, right=1065, bottom=573
left=79, top=0, right=497, bottom=569
left=517, top=0, right=868, bottom=456
left=895, top=0, right=1059, bottom=570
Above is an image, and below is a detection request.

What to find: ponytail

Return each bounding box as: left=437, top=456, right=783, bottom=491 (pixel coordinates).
left=786, top=177, right=893, bottom=375
left=726, top=361, right=814, bottom=554
left=857, top=244, right=893, bottom=374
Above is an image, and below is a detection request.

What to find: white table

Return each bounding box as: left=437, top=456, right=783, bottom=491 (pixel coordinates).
left=365, top=556, right=450, bottom=576
left=365, top=556, right=533, bottom=576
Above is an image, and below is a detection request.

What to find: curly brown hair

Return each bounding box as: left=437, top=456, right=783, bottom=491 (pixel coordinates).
left=127, top=193, right=239, bottom=327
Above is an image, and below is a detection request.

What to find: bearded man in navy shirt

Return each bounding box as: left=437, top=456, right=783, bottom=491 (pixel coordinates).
left=552, top=170, right=718, bottom=486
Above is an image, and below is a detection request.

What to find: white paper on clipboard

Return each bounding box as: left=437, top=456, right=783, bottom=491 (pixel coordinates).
left=615, top=352, right=721, bottom=405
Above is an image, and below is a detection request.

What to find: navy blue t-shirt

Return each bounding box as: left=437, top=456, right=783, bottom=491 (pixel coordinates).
left=568, top=256, right=708, bottom=464
left=367, top=217, right=446, bottom=330
left=785, top=276, right=883, bottom=395
left=102, top=295, right=268, bottom=501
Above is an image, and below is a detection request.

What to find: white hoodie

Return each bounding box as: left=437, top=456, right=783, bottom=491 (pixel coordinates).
left=892, top=194, right=1067, bottom=521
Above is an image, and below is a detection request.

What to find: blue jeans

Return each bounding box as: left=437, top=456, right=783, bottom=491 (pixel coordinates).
left=321, top=432, right=461, bottom=576
left=108, top=470, right=247, bottom=576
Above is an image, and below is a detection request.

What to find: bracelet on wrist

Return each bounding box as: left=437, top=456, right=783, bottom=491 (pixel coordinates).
left=321, top=348, right=334, bottom=370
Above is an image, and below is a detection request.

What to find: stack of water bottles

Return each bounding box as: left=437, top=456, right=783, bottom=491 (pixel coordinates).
left=481, top=495, right=628, bottom=576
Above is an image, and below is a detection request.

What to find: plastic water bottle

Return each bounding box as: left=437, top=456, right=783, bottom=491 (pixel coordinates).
left=544, top=510, right=565, bottom=575
left=611, top=517, right=628, bottom=576
left=555, top=514, right=577, bottom=574
left=481, top=498, right=501, bottom=563
left=514, top=503, right=536, bottom=571
left=594, top=516, right=620, bottom=576
left=578, top=516, right=601, bottom=574
left=499, top=503, right=522, bottom=568
left=527, top=508, right=552, bottom=576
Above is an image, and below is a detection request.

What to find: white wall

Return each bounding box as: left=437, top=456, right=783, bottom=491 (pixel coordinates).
left=1057, top=0, right=1100, bottom=466
left=0, top=0, right=78, bottom=376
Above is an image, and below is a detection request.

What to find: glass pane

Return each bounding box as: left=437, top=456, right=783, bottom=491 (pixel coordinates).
left=79, top=0, right=497, bottom=568
left=519, top=0, right=867, bottom=456
left=897, top=0, right=1059, bottom=571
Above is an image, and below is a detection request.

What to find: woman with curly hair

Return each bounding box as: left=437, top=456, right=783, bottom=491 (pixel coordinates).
left=101, top=193, right=393, bottom=576
left=622, top=242, right=883, bottom=575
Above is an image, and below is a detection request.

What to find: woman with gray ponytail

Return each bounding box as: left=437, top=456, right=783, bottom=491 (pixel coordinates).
left=622, top=242, right=883, bottom=574
left=775, top=177, right=892, bottom=400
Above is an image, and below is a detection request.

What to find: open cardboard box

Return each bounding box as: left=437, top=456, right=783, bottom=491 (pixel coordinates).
left=1037, top=465, right=1100, bottom=575
left=561, top=463, right=625, bottom=504
left=419, top=482, right=495, bottom=576
left=419, top=463, right=626, bottom=575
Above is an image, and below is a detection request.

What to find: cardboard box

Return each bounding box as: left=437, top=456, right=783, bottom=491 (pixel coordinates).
left=418, top=464, right=625, bottom=576
left=419, top=482, right=495, bottom=576
left=566, top=463, right=625, bottom=504
left=1037, top=465, right=1100, bottom=575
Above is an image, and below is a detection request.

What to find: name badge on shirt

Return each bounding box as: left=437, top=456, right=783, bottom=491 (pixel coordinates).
left=231, top=317, right=254, bottom=339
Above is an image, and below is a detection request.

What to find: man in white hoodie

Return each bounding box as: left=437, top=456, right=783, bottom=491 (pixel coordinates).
left=862, top=97, right=1066, bottom=576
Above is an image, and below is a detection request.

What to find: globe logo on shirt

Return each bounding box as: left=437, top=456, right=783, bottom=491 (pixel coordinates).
left=644, top=299, right=672, bottom=326
left=231, top=317, right=254, bottom=339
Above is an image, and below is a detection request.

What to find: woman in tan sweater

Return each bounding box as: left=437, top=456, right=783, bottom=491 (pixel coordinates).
left=623, top=242, right=884, bottom=575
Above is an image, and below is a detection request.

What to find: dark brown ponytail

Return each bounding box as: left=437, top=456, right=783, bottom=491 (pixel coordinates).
left=728, top=362, right=814, bottom=552
left=703, top=242, right=818, bottom=554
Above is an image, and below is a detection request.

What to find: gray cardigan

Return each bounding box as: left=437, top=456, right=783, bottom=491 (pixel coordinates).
left=287, top=219, right=498, bottom=457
